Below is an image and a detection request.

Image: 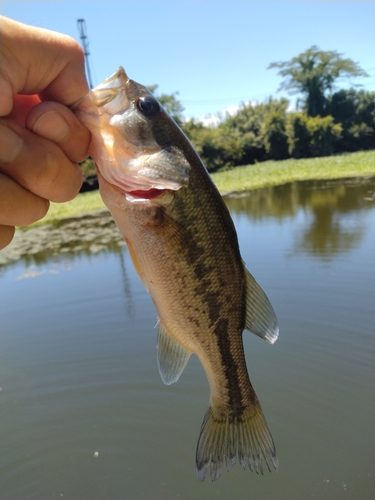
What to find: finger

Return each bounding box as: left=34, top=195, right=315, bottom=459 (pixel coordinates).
left=0, top=171, right=49, bottom=227
left=26, top=101, right=91, bottom=163
left=0, top=225, right=16, bottom=250
left=0, top=17, right=89, bottom=114
left=0, top=119, right=83, bottom=203
left=9, top=94, right=42, bottom=127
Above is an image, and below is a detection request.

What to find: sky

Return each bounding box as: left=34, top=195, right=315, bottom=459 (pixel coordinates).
left=1, top=0, right=374, bottom=123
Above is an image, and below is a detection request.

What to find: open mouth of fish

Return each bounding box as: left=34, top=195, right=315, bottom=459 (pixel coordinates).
left=74, top=67, right=191, bottom=201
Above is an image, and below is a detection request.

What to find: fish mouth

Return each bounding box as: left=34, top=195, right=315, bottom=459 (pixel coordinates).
left=127, top=188, right=167, bottom=200
left=70, top=67, right=130, bottom=113
left=78, top=66, right=190, bottom=200
left=97, top=169, right=167, bottom=202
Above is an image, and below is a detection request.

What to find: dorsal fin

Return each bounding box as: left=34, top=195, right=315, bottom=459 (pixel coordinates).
left=156, top=321, right=191, bottom=385
left=244, top=267, right=279, bottom=344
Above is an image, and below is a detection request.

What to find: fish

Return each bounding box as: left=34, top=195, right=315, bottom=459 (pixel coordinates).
left=74, top=67, right=279, bottom=481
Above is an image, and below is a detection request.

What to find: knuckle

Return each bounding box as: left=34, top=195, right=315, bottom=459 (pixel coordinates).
left=41, top=150, right=82, bottom=202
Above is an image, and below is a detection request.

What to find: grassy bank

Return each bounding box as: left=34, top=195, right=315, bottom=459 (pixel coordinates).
left=39, top=189, right=106, bottom=226
left=212, top=150, right=375, bottom=194
left=30, top=150, right=375, bottom=226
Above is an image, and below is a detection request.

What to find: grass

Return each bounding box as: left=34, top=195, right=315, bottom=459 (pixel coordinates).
left=32, top=189, right=105, bottom=227
left=27, top=150, right=375, bottom=227
left=211, top=150, right=375, bottom=194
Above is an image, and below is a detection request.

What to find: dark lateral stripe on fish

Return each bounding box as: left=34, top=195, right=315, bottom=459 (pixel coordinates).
left=204, top=290, right=222, bottom=327
left=213, top=317, right=247, bottom=416
left=187, top=245, right=205, bottom=265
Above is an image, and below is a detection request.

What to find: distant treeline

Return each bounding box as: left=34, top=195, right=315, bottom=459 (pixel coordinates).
left=179, top=88, right=375, bottom=172
left=157, top=46, right=375, bottom=172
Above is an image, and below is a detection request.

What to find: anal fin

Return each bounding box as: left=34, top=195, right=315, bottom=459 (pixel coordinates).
left=157, top=321, right=191, bottom=385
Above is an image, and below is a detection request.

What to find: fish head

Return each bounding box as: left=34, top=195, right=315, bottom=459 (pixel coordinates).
left=74, top=67, right=190, bottom=199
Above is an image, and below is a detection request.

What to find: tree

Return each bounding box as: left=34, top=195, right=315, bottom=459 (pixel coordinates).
left=328, top=89, right=375, bottom=151
left=220, top=102, right=267, bottom=164
left=185, top=97, right=292, bottom=168
left=183, top=119, right=243, bottom=172
left=261, top=98, right=290, bottom=159
left=220, top=98, right=291, bottom=164
left=287, top=113, right=342, bottom=158
left=268, top=46, right=368, bottom=117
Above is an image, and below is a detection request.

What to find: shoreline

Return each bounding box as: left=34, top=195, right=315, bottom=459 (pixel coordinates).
left=211, top=150, right=375, bottom=194
left=20, top=149, right=375, bottom=229
left=219, top=173, right=375, bottom=197
left=1, top=174, right=374, bottom=269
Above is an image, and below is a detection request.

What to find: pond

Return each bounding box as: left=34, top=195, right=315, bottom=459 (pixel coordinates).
left=0, top=177, right=374, bottom=500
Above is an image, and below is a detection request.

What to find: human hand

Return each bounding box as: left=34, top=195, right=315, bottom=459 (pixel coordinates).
left=0, top=16, right=91, bottom=249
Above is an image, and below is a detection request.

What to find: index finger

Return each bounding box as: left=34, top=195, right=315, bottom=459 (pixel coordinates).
left=8, top=94, right=41, bottom=127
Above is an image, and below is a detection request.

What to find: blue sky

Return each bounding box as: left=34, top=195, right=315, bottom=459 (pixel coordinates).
left=2, top=1, right=374, bottom=121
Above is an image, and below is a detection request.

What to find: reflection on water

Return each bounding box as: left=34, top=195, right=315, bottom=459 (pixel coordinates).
left=0, top=177, right=374, bottom=500
left=225, top=177, right=375, bottom=258
left=1, top=178, right=373, bottom=271
left=0, top=209, right=124, bottom=268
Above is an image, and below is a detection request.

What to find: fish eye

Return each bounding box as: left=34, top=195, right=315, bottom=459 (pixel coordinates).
left=137, top=96, right=161, bottom=117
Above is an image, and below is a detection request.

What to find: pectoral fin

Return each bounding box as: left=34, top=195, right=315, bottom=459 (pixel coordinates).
left=156, top=321, right=191, bottom=385
left=244, top=267, right=279, bottom=344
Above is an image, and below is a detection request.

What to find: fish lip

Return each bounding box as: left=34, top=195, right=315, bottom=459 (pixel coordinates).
left=98, top=67, right=129, bottom=88
left=127, top=188, right=167, bottom=200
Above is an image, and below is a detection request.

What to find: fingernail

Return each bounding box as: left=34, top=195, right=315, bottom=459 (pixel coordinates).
left=0, top=123, right=23, bottom=163
left=32, top=110, right=70, bottom=142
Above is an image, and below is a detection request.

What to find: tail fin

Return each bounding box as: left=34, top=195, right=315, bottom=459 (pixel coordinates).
left=196, top=404, right=278, bottom=481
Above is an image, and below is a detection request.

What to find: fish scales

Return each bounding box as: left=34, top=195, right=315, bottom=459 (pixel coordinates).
left=74, top=67, right=279, bottom=481
left=100, top=147, right=250, bottom=408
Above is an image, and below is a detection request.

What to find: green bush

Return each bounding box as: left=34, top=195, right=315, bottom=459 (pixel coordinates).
left=219, top=104, right=266, bottom=165
left=263, top=110, right=289, bottom=160
left=328, top=89, right=375, bottom=152
left=183, top=119, right=243, bottom=172
left=288, top=113, right=342, bottom=158
left=79, top=158, right=96, bottom=176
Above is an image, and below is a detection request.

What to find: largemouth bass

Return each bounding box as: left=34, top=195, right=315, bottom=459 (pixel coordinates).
left=74, top=68, right=279, bottom=481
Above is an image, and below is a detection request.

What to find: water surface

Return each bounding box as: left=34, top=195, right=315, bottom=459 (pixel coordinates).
left=1, top=178, right=374, bottom=499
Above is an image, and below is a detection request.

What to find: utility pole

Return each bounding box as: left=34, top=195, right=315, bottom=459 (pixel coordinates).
left=77, top=19, right=94, bottom=89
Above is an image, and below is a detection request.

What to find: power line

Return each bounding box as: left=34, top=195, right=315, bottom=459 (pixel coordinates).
left=181, top=93, right=275, bottom=106
left=183, top=67, right=375, bottom=106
